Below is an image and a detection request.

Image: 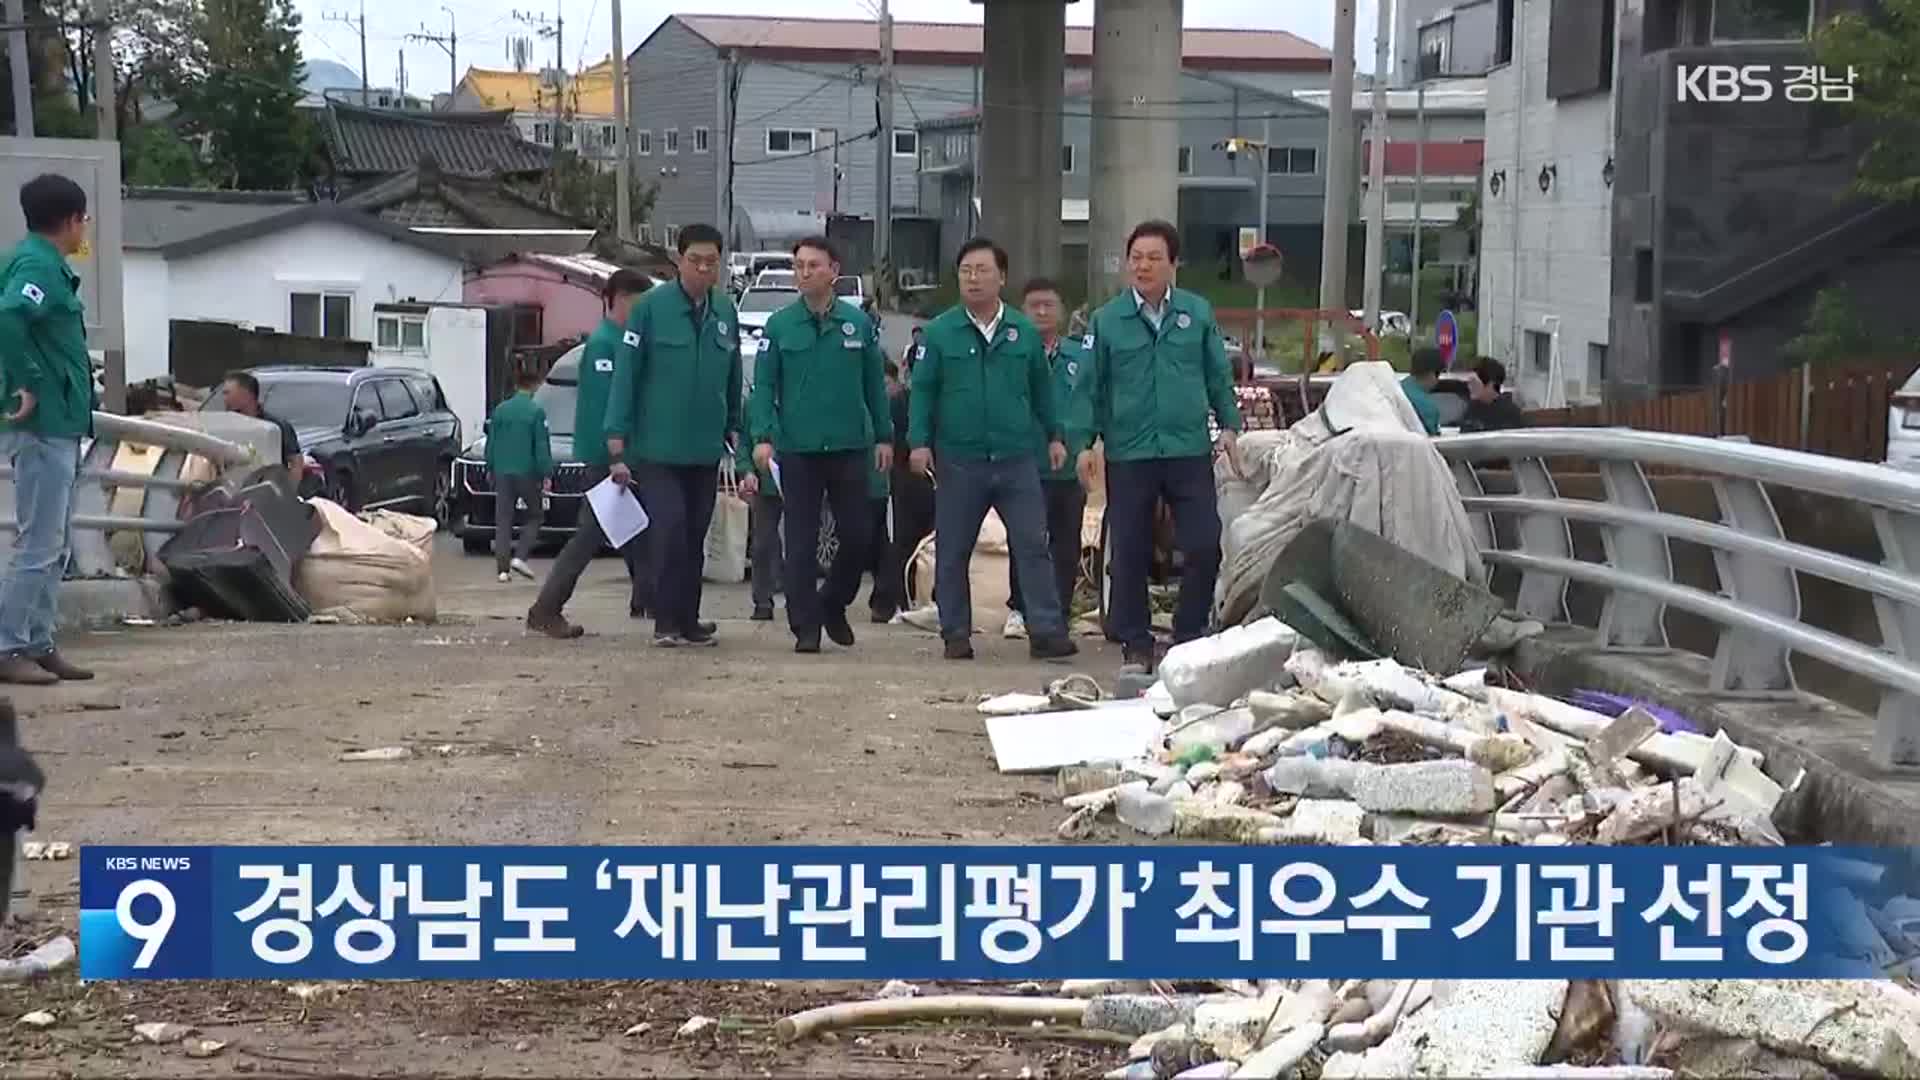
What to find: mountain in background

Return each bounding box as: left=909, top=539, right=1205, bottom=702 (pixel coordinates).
left=301, top=59, right=362, bottom=95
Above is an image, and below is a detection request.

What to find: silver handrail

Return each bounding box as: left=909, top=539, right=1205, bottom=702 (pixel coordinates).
left=1436, top=427, right=1920, bottom=767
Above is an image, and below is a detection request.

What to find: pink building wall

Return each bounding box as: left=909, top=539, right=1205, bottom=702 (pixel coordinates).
left=463, top=261, right=607, bottom=346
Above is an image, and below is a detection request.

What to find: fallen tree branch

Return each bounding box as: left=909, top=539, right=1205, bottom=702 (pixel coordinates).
left=774, top=994, right=1089, bottom=1043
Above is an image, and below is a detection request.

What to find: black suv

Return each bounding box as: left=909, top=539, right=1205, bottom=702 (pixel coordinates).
left=202, top=366, right=463, bottom=519
left=448, top=345, right=597, bottom=553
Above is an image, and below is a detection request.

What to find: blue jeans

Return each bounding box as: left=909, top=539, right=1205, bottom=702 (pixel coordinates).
left=0, top=433, right=80, bottom=658
left=933, top=456, right=1065, bottom=642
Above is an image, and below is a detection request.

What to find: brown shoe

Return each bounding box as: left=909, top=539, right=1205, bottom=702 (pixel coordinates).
left=35, top=652, right=93, bottom=681
left=0, top=657, right=57, bottom=686
left=525, top=611, right=584, bottom=640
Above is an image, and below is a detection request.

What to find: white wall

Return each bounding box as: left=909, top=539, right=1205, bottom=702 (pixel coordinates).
left=159, top=219, right=463, bottom=357
left=123, top=251, right=171, bottom=385
left=1477, top=0, right=1615, bottom=408
left=371, top=305, right=490, bottom=440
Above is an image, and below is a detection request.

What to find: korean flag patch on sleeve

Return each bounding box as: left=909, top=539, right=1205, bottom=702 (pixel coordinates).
left=1081, top=334, right=1094, bottom=351
left=20, top=282, right=43, bottom=306
left=621, top=330, right=641, bottom=348
left=594, top=357, right=614, bottom=373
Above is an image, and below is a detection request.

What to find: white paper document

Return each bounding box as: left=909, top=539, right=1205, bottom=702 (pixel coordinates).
left=586, top=478, right=649, bottom=548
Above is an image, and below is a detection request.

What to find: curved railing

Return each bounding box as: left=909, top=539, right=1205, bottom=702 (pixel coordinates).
left=1433, top=428, right=1920, bottom=767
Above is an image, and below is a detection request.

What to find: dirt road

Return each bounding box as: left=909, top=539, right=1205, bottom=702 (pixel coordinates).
left=0, top=539, right=1130, bottom=1077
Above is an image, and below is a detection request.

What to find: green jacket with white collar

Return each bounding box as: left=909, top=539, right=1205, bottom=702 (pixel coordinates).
left=907, top=302, right=1061, bottom=464
left=748, top=296, right=892, bottom=456
left=604, top=281, right=743, bottom=466
left=1083, top=287, right=1242, bottom=462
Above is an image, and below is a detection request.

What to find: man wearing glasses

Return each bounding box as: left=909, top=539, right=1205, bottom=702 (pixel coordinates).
left=604, top=224, right=743, bottom=649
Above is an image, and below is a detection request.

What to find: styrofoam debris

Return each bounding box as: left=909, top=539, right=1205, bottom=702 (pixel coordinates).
left=1351, top=759, right=1496, bottom=815
left=978, top=692, right=1054, bottom=716
left=339, top=746, right=412, bottom=762
left=0, top=936, right=75, bottom=982
left=676, top=1015, right=717, bottom=1038
left=876, top=979, right=920, bottom=999
left=1160, top=617, right=1298, bottom=709
left=18, top=1010, right=55, bottom=1028
left=1260, top=800, right=1365, bottom=846
left=1083, top=994, right=1201, bottom=1036
left=1116, top=785, right=1176, bottom=836
left=1248, top=690, right=1332, bottom=731
left=133, top=1021, right=195, bottom=1044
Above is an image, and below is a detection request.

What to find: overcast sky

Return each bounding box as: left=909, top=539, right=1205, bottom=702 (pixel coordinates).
left=293, top=0, right=1386, bottom=99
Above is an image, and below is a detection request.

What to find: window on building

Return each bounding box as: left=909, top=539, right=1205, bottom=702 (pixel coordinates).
left=532, top=121, right=552, bottom=145
left=693, top=126, right=710, bottom=153
left=1267, top=147, right=1317, bottom=174
left=1588, top=342, right=1609, bottom=386
left=556, top=122, right=574, bottom=148
left=375, top=313, right=427, bottom=352
left=892, top=129, right=918, bottom=157
left=1527, top=329, right=1554, bottom=374
left=598, top=124, right=616, bottom=149
left=946, top=134, right=964, bottom=161
left=1495, top=0, right=1516, bottom=65
left=663, top=225, right=679, bottom=247
left=664, top=128, right=679, bottom=155
left=290, top=291, right=352, bottom=340
left=1548, top=0, right=1616, bottom=99
left=766, top=128, right=815, bottom=155
left=1418, top=20, right=1453, bottom=79
left=636, top=130, right=652, bottom=155
left=1634, top=248, right=1655, bottom=304
left=920, top=146, right=933, bottom=170
left=1177, top=146, right=1193, bottom=175
left=1061, top=143, right=1076, bottom=173
left=1712, top=0, right=1812, bottom=41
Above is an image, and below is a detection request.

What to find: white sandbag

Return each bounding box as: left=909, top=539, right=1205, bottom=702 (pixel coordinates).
left=295, top=498, right=436, bottom=622
left=1159, top=616, right=1300, bottom=709
left=1215, top=362, right=1483, bottom=626
left=362, top=509, right=436, bottom=558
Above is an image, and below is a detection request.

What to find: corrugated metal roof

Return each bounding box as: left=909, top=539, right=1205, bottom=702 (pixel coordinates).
left=665, top=14, right=1331, bottom=70
left=123, top=189, right=311, bottom=251
left=323, top=101, right=552, bottom=178
left=526, top=252, right=627, bottom=281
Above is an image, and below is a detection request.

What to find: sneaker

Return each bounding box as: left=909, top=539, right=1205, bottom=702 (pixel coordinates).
left=35, top=652, right=93, bottom=681
left=509, top=558, right=536, bottom=580
left=497, top=571, right=512, bottom=584
left=794, top=631, right=822, bottom=654
left=696, top=620, right=717, bottom=636
left=1003, top=610, right=1028, bottom=640
left=0, top=656, right=57, bottom=686
left=681, top=625, right=718, bottom=648
left=652, top=632, right=687, bottom=648
left=525, top=611, right=584, bottom=640
left=751, top=604, right=775, bottom=622
left=943, top=638, right=975, bottom=661
left=1029, top=636, right=1079, bottom=663
left=824, top=611, right=855, bottom=648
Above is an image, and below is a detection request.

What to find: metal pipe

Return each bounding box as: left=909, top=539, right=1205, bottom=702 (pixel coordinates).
left=0, top=466, right=196, bottom=491
left=93, top=414, right=252, bottom=464
left=0, top=514, right=186, bottom=533
left=1318, top=0, right=1358, bottom=315
left=1362, top=0, right=1391, bottom=326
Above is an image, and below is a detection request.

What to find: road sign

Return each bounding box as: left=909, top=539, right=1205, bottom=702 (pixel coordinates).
left=1243, top=243, right=1284, bottom=288
left=1237, top=228, right=1261, bottom=259
left=1718, top=329, right=1733, bottom=369
left=1435, top=309, right=1458, bottom=364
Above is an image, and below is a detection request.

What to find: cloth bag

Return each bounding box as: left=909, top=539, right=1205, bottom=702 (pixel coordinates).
left=704, top=460, right=750, bottom=584
left=295, top=498, right=436, bottom=622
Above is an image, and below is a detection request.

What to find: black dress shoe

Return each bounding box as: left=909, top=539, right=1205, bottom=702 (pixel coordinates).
left=824, top=611, right=855, bottom=648
left=1030, top=637, right=1080, bottom=663
left=795, top=631, right=822, bottom=654
left=34, top=652, right=93, bottom=681
left=751, top=604, right=774, bottom=622
left=943, top=638, right=975, bottom=661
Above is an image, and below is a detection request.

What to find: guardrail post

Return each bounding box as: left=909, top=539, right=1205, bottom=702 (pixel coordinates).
left=67, top=435, right=120, bottom=576
left=1708, top=471, right=1799, bottom=693
left=1871, top=507, right=1920, bottom=765
left=1448, top=460, right=1496, bottom=588
left=1511, top=458, right=1572, bottom=623
left=1597, top=459, right=1672, bottom=649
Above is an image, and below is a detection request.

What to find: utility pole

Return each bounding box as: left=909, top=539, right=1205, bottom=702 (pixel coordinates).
left=326, top=2, right=371, bottom=105
left=407, top=8, right=457, bottom=108
left=610, top=0, right=631, bottom=240
left=397, top=49, right=407, bottom=101
left=1411, top=80, right=1426, bottom=333
left=5, top=0, right=30, bottom=136
left=515, top=7, right=563, bottom=148
left=1362, top=0, right=1391, bottom=327
left=874, top=0, right=895, bottom=278
left=1258, top=116, right=1271, bottom=352
left=91, top=0, right=112, bottom=138
left=1318, top=0, right=1358, bottom=320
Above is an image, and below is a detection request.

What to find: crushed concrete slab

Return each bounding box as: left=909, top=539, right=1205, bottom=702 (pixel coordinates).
left=1261, top=799, right=1365, bottom=845
left=1173, top=802, right=1287, bottom=843
left=1589, top=706, right=1661, bottom=763
left=1351, top=759, right=1496, bottom=815
left=1626, top=980, right=1920, bottom=1078
left=1083, top=994, right=1202, bottom=1037
left=1336, top=979, right=1567, bottom=1078
left=1650, top=1034, right=1838, bottom=1079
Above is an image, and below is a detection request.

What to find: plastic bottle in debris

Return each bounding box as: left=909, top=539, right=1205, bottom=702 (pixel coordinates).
left=1167, top=706, right=1256, bottom=757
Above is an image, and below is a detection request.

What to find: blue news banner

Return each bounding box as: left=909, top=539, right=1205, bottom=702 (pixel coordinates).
left=79, top=845, right=1884, bottom=981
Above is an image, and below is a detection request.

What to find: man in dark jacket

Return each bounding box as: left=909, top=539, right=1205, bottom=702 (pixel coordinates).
left=1460, top=357, right=1529, bottom=432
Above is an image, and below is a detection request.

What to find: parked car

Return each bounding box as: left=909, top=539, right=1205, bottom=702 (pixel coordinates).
left=1889, top=368, right=1920, bottom=471
left=753, top=269, right=797, bottom=290
left=736, top=283, right=799, bottom=377
left=200, top=366, right=461, bottom=518
left=448, top=345, right=597, bottom=553
left=731, top=252, right=792, bottom=293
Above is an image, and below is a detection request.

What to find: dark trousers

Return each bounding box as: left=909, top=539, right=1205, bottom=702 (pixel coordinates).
left=934, top=456, right=1065, bottom=642
left=1009, top=479, right=1087, bottom=621
left=1106, top=455, right=1220, bottom=651
left=493, top=474, right=545, bottom=573
left=751, top=492, right=783, bottom=608
left=780, top=451, right=868, bottom=636
left=891, top=463, right=935, bottom=606
left=636, top=462, right=718, bottom=637
left=530, top=465, right=652, bottom=619
left=866, top=496, right=902, bottom=616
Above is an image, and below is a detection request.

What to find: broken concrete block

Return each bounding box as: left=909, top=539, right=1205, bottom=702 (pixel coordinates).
left=1589, top=706, right=1661, bottom=764
left=1240, top=726, right=1290, bottom=757
left=1192, top=991, right=1286, bottom=1058
left=1116, top=785, right=1176, bottom=836
left=1167, top=780, right=1197, bottom=802
left=1263, top=755, right=1368, bottom=798
left=1696, top=728, right=1784, bottom=816
left=1083, top=994, right=1201, bottom=1036
left=1172, top=1063, right=1235, bottom=1080
left=1627, top=979, right=1919, bottom=1078
left=1395, top=979, right=1568, bottom=1077
left=1260, top=799, right=1365, bottom=845
left=1596, top=779, right=1781, bottom=847
left=1351, top=759, right=1496, bottom=815
left=1172, top=802, right=1287, bottom=843
left=1128, top=1023, right=1189, bottom=1060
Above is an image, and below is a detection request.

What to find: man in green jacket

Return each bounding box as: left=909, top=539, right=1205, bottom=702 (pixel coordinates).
left=485, top=370, right=554, bottom=583
left=526, top=270, right=656, bottom=639
left=748, top=236, right=891, bottom=654
left=909, top=237, right=1077, bottom=663
left=1402, top=347, right=1445, bottom=436
left=0, top=175, right=97, bottom=686
left=1003, top=276, right=1090, bottom=641
left=1079, top=220, right=1245, bottom=672
left=605, top=223, right=743, bottom=649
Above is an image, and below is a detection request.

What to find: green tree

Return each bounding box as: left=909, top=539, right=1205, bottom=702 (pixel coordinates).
left=541, top=147, right=658, bottom=233
left=166, top=0, right=307, bottom=189
left=1815, top=0, right=1920, bottom=202
left=122, top=124, right=207, bottom=187
left=1785, top=286, right=1920, bottom=365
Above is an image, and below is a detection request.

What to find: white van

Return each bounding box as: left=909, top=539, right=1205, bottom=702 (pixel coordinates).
left=1887, top=367, right=1920, bottom=471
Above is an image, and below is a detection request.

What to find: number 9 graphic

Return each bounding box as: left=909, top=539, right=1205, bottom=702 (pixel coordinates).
left=115, top=879, right=175, bottom=970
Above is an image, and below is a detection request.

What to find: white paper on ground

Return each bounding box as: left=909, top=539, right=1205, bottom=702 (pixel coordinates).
left=586, top=478, right=649, bottom=548
left=984, top=700, right=1164, bottom=773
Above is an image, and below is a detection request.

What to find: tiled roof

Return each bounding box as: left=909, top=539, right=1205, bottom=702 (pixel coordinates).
left=322, top=101, right=551, bottom=178
left=456, top=59, right=618, bottom=117
left=124, top=188, right=313, bottom=250
left=1360, top=140, right=1487, bottom=178
left=339, top=167, right=584, bottom=230
left=657, top=14, right=1330, bottom=71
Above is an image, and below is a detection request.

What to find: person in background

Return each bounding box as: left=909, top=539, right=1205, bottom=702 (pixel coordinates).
left=909, top=237, right=1077, bottom=663
left=1401, top=347, right=1445, bottom=436
left=526, top=270, right=656, bottom=639
left=1079, top=220, right=1244, bottom=673
left=1003, top=277, right=1089, bottom=641
left=485, top=370, right=553, bottom=584
left=736, top=435, right=782, bottom=622
left=902, top=325, right=925, bottom=373
left=606, top=223, right=742, bottom=649
left=221, top=371, right=303, bottom=484
left=0, top=174, right=96, bottom=685
left=864, top=360, right=905, bottom=623
left=1461, top=357, right=1528, bottom=432
left=887, top=335, right=934, bottom=613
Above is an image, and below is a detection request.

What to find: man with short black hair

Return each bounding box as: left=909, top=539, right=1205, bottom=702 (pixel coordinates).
left=606, top=223, right=742, bottom=648
left=1002, top=276, right=1090, bottom=639
left=222, top=371, right=303, bottom=481
left=909, top=237, right=1077, bottom=663
left=1462, top=357, right=1527, bottom=432
left=1080, top=219, right=1244, bottom=672
left=486, top=369, right=554, bottom=583
left=0, top=174, right=96, bottom=685
left=749, top=235, right=891, bottom=653
left=1403, top=347, right=1446, bottom=436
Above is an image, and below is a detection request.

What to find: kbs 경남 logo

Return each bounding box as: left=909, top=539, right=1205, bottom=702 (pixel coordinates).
left=1676, top=64, right=1857, bottom=104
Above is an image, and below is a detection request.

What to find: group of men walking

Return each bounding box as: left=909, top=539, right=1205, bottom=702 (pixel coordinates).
left=517, top=216, right=1245, bottom=674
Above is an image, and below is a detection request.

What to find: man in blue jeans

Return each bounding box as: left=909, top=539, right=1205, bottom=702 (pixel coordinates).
left=0, top=174, right=97, bottom=685
left=908, top=237, right=1077, bottom=663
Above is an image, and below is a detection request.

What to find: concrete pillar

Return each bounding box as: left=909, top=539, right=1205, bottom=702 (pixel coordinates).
left=975, top=0, right=1071, bottom=286
left=1088, top=0, right=1184, bottom=304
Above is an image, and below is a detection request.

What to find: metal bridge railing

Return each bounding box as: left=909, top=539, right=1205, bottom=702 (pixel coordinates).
left=1434, top=428, right=1920, bottom=768
left=0, top=412, right=255, bottom=577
